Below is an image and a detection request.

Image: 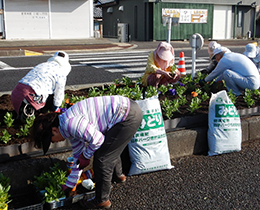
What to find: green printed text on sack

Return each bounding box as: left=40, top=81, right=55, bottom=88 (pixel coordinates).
left=138, top=112, right=164, bottom=131
left=130, top=133, right=166, bottom=143
left=215, top=104, right=239, bottom=118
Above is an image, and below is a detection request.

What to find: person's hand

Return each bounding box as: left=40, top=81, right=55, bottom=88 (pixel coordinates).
left=77, top=153, right=90, bottom=170
left=172, top=70, right=181, bottom=83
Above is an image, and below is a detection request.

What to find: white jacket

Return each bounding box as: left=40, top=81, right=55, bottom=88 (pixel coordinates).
left=19, top=51, right=71, bottom=107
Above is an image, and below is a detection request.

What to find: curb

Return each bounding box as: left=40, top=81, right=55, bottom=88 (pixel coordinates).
left=0, top=43, right=137, bottom=57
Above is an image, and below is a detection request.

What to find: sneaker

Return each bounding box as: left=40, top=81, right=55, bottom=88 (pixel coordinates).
left=79, top=198, right=111, bottom=209
left=113, top=174, right=126, bottom=183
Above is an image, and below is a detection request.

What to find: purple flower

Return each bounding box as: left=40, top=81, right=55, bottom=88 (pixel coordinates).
left=157, top=91, right=162, bottom=95
left=60, top=108, right=67, bottom=113
left=169, top=89, right=176, bottom=95
left=178, top=81, right=185, bottom=86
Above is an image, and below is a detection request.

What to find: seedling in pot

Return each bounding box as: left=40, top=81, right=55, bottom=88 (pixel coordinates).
left=0, top=173, right=11, bottom=209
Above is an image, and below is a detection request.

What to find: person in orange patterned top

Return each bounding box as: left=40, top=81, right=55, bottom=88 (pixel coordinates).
left=142, top=42, right=180, bottom=87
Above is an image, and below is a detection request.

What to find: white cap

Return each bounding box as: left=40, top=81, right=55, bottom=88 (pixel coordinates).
left=208, top=41, right=221, bottom=54
left=211, top=47, right=224, bottom=60
left=243, top=43, right=257, bottom=58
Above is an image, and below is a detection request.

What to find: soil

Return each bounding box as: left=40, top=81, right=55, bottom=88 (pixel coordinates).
left=0, top=83, right=256, bottom=147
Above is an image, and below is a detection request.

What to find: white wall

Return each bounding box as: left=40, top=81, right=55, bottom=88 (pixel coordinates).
left=212, top=5, right=232, bottom=39
left=3, top=0, right=93, bottom=40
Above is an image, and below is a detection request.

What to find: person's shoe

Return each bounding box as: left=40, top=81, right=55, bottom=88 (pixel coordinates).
left=113, top=174, right=126, bottom=183
left=79, top=198, right=111, bottom=209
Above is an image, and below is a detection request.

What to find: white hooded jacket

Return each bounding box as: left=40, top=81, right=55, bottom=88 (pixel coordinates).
left=19, top=51, right=71, bottom=107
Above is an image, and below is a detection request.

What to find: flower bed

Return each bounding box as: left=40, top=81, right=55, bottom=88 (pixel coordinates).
left=0, top=73, right=260, bottom=150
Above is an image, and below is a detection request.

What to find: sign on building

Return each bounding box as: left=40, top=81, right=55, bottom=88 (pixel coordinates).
left=162, top=8, right=208, bottom=23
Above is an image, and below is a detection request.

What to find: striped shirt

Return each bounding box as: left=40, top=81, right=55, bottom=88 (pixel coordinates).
left=59, top=95, right=130, bottom=159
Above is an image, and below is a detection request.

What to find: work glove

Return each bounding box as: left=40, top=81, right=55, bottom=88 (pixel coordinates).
left=77, top=153, right=90, bottom=170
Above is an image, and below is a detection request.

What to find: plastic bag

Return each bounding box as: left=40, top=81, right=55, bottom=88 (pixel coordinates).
left=208, top=90, right=242, bottom=156
left=128, top=96, right=173, bottom=176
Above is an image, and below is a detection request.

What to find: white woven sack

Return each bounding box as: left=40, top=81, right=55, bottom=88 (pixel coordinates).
left=208, top=90, right=242, bottom=156
left=128, top=96, right=173, bottom=176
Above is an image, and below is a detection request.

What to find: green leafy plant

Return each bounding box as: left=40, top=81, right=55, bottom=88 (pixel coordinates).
left=188, top=97, right=202, bottom=113
left=33, top=163, right=67, bottom=203
left=243, top=89, right=255, bottom=108
left=253, top=89, right=260, bottom=97
left=0, top=173, right=11, bottom=209
left=70, top=94, right=86, bottom=104
left=161, top=98, right=180, bottom=119
left=180, top=74, right=192, bottom=85
left=227, top=89, right=237, bottom=104
left=201, top=92, right=209, bottom=102
left=0, top=130, right=11, bottom=144
left=113, top=79, right=120, bottom=86
left=121, top=76, right=134, bottom=86
left=130, top=84, right=143, bottom=100
left=145, top=86, right=158, bottom=98
left=178, top=95, right=187, bottom=106
left=88, top=87, right=100, bottom=98
left=175, top=85, right=187, bottom=97
left=158, top=85, right=168, bottom=95
left=16, top=116, right=35, bottom=138
left=107, top=84, right=117, bottom=95
left=4, top=112, right=14, bottom=128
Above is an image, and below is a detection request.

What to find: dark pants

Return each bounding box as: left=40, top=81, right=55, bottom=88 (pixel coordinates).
left=93, top=100, right=143, bottom=203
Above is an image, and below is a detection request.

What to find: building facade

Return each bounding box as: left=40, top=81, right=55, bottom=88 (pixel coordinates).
left=0, top=0, right=93, bottom=40
left=100, top=0, right=260, bottom=41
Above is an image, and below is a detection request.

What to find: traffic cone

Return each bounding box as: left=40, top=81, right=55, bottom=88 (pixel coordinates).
left=178, top=51, right=186, bottom=77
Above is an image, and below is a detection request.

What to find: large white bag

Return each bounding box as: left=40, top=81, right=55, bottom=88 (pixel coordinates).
left=128, top=96, right=173, bottom=176
left=208, top=90, right=242, bottom=156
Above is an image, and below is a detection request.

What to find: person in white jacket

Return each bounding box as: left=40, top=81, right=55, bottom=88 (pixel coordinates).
left=11, top=51, right=71, bottom=123
left=204, top=47, right=260, bottom=96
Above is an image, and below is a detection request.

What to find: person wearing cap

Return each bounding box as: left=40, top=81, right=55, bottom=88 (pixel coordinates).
left=203, top=47, right=260, bottom=96
left=141, top=42, right=181, bottom=87
left=243, top=43, right=260, bottom=72
left=31, top=95, right=143, bottom=209
left=11, top=51, right=71, bottom=123
left=201, top=41, right=231, bottom=74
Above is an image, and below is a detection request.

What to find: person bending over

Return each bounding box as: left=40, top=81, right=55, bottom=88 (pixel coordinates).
left=31, top=95, right=143, bottom=209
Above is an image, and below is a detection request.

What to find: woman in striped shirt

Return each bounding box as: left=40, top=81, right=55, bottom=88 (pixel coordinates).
left=31, top=95, right=142, bottom=209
